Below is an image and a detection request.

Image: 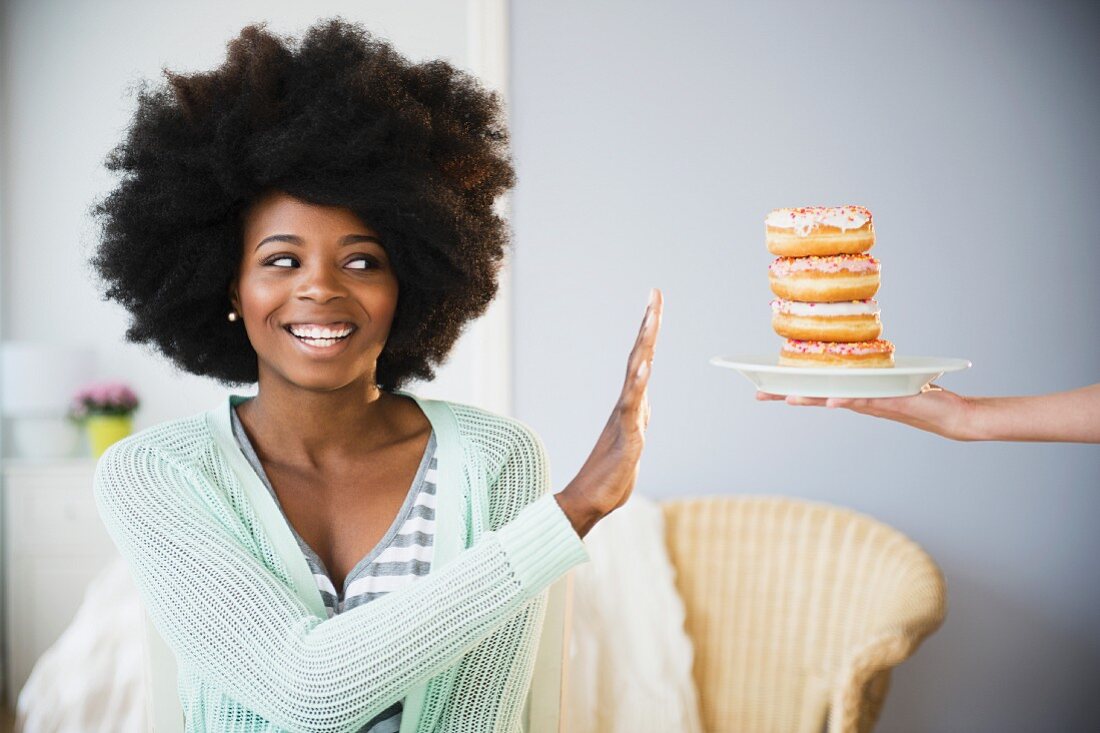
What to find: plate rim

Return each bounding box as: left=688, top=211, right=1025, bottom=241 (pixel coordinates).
left=709, top=354, right=972, bottom=376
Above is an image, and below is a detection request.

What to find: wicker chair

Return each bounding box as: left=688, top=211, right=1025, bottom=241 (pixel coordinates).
left=660, top=496, right=946, bottom=733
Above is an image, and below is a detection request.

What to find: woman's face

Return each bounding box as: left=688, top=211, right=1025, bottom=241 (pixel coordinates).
left=230, top=190, right=399, bottom=392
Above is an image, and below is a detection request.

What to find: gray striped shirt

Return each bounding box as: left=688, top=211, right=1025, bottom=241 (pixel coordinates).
left=230, top=402, right=437, bottom=733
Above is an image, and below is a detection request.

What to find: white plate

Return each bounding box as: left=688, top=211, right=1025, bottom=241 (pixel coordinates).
left=710, top=355, right=972, bottom=398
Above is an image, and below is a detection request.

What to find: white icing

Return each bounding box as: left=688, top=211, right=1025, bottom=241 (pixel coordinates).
left=783, top=338, right=893, bottom=356
left=765, top=206, right=872, bottom=237
left=768, top=254, right=880, bottom=277
left=771, top=299, right=879, bottom=317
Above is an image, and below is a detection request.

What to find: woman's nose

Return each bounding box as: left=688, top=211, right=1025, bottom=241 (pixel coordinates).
left=294, top=262, right=348, bottom=302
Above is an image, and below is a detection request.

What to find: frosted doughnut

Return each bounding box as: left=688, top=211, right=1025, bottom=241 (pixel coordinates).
left=765, top=205, right=874, bottom=257
left=771, top=299, right=882, bottom=342
left=769, top=254, right=880, bottom=302
left=779, top=338, right=895, bottom=368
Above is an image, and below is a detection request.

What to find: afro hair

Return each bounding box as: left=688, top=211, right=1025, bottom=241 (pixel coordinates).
left=89, top=17, right=515, bottom=391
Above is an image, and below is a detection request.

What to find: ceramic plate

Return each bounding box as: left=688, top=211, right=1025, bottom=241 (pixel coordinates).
left=710, top=355, right=972, bottom=398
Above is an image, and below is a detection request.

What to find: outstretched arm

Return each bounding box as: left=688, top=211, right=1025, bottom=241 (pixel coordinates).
left=757, top=382, right=1100, bottom=443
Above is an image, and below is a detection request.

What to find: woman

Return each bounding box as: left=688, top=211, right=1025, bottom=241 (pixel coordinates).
left=90, top=18, right=663, bottom=732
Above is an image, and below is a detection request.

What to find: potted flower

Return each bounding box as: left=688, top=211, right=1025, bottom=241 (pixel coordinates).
left=68, top=381, right=140, bottom=457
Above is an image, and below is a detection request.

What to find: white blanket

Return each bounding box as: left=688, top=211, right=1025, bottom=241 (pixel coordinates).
left=564, top=494, right=704, bottom=733
left=16, top=555, right=145, bottom=733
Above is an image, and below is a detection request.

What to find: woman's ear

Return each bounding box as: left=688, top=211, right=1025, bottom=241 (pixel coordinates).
left=227, top=281, right=240, bottom=313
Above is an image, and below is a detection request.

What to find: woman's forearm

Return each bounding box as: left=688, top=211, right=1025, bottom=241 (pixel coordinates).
left=968, top=384, right=1100, bottom=443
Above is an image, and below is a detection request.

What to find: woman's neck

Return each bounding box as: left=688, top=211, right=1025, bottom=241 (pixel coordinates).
left=236, top=378, right=405, bottom=470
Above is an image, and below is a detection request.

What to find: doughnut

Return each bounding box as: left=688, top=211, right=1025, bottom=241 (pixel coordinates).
left=765, top=205, right=874, bottom=257
left=771, top=298, right=882, bottom=342
left=769, top=254, right=880, bottom=302
left=779, top=338, right=895, bottom=368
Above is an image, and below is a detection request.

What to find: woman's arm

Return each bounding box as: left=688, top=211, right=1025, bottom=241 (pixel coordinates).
left=757, top=382, right=1100, bottom=443
left=94, top=438, right=586, bottom=733
left=432, top=418, right=561, bottom=728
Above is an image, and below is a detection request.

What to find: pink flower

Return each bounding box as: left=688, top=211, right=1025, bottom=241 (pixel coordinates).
left=68, top=380, right=139, bottom=420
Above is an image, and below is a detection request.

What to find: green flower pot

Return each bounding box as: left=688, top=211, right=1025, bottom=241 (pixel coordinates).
left=86, top=414, right=134, bottom=458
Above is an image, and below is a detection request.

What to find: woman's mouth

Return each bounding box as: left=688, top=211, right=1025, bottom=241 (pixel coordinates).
left=284, top=323, right=357, bottom=353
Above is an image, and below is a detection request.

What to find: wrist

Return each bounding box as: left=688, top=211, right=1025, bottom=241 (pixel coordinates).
left=958, top=396, right=995, bottom=441
left=554, top=487, right=603, bottom=540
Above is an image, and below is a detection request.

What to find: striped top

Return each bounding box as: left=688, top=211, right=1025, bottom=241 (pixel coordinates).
left=230, top=401, right=437, bottom=733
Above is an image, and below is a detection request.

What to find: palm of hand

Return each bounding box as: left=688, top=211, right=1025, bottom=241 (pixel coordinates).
left=756, top=384, right=975, bottom=441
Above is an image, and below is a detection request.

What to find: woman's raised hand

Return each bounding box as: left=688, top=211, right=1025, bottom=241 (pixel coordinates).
left=555, top=288, right=663, bottom=538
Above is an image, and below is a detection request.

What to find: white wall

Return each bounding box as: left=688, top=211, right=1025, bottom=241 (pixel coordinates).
left=510, top=1, right=1100, bottom=731
left=0, top=0, right=511, bottom=445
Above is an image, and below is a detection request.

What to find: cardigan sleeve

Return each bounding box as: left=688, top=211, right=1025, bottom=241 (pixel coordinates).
left=93, top=433, right=588, bottom=733
left=434, top=416, right=562, bottom=729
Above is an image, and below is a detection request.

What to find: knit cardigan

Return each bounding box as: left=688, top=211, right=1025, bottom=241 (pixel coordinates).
left=93, top=390, right=590, bottom=732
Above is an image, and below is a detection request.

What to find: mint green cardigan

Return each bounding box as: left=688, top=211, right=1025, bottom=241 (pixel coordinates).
left=93, top=390, right=590, bottom=732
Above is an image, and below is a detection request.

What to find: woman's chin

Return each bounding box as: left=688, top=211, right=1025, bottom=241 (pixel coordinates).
left=260, top=357, right=372, bottom=393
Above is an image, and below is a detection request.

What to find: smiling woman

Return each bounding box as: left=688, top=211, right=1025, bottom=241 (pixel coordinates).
left=231, top=190, right=401, bottom=391
left=88, top=17, right=513, bottom=392
left=84, top=14, right=663, bottom=733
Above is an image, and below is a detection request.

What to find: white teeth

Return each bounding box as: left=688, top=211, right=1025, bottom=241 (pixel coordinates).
left=288, top=325, right=353, bottom=339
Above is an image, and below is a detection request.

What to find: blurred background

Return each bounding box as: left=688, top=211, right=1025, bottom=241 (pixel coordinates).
left=1, top=0, right=1098, bottom=731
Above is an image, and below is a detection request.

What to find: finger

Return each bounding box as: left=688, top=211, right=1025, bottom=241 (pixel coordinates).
left=640, top=289, right=663, bottom=338
left=636, top=289, right=662, bottom=337
left=626, top=291, right=663, bottom=382
left=641, top=292, right=663, bottom=361
left=755, top=391, right=787, bottom=401
left=631, top=306, right=652, bottom=351
left=785, top=395, right=829, bottom=407
left=619, top=354, right=650, bottom=407
left=625, top=385, right=649, bottom=437
left=634, top=292, right=663, bottom=358
left=833, top=398, right=889, bottom=414
left=626, top=298, right=655, bottom=372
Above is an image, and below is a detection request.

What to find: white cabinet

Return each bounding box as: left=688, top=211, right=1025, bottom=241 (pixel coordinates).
left=2, top=459, right=117, bottom=707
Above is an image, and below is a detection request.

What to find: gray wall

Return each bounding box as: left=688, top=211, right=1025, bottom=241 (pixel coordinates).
left=510, top=1, right=1100, bottom=731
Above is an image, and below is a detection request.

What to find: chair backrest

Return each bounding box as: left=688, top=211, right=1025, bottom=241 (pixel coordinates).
left=142, top=574, right=574, bottom=732
left=661, top=496, right=945, bottom=733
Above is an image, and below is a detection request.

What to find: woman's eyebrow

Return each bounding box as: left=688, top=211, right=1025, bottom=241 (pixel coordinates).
left=255, top=233, right=383, bottom=251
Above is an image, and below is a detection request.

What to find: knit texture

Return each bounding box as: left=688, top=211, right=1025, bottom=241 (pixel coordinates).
left=93, top=394, right=589, bottom=733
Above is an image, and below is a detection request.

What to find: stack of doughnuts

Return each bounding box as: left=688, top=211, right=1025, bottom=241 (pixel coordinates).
left=766, top=206, right=895, bottom=367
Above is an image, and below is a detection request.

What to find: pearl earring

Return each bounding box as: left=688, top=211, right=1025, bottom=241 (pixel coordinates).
left=227, top=311, right=239, bottom=322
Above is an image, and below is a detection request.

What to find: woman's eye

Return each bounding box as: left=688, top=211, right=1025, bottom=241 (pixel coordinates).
left=346, top=256, right=377, bottom=270
left=264, top=255, right=377, bottom=270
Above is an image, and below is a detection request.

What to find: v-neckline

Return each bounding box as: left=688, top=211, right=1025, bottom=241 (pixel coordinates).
left=205, top=390, right=482, bottom=732
left=226, top=391, right=433, bottom=598
left=228, top=395, right=436, bottom=600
